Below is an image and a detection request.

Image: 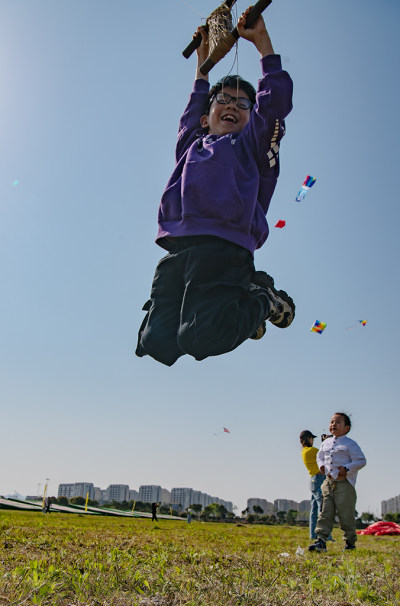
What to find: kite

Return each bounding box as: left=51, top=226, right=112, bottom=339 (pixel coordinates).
left=310, top=320, right=326, bottom=334
left=12, top=180, right=19, bottom=187
left=275, top=220, right=286, bottom=228
left=346, top=320, right=367, bottom=330
left=214, top=427, right=231, bottom=435
left=296, top=175, right=316, bottom=202
left=357, top=521, right=400, bottom=536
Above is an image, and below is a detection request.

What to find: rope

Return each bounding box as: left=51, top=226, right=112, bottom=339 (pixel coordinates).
left=224, top=3, right=240, bottom=80
left=209, top=3, right=241, bottom=96
left=178, top=0, right=204, bottom=18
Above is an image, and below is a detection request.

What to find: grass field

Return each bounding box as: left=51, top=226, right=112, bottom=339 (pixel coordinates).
left=0, top=511, right=399, bottom=605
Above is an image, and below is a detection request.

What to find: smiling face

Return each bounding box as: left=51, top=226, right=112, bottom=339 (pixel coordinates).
left=329, top=414, right=350, bottom=437
left=200, top=86, right=251, bottom=136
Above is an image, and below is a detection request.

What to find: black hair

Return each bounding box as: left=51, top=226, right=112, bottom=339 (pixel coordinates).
left=300, top=435, right=314, bottom=447
left=334, top=412, right=351, bottom=431
left=205, top=75, right=257, bottom=115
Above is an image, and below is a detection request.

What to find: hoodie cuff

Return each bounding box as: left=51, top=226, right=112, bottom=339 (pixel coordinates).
left=193, top=79, right=210, bottom=93
left=260, top=54, right=283, bottom=74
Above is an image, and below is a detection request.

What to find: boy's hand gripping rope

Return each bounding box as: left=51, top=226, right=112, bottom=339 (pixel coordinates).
left=182, top=0, right=272, bottom=75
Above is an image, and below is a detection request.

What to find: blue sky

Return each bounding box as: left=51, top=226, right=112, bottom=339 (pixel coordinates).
left=1, top=0, right=399, bottom=517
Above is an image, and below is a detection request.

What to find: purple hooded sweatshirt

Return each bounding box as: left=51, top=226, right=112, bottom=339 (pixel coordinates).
left=157, top=54, right=293, bottom=256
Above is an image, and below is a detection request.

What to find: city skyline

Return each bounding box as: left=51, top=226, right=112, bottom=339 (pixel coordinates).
left=56, top=482, right=233, bottom=512
left=20, top=481, right=400, bottom=517
left=8, top=482, right=399, bottom=518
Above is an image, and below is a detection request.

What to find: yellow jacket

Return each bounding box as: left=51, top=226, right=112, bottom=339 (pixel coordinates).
left=301, top=446, right=320, bottom=476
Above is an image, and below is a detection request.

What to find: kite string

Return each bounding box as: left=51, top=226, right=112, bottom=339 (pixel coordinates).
left=178, top=0, right=204, bottom=19
left=226, top=2, right=240, bottom=80
left=219, top=3, right=241, bottom=98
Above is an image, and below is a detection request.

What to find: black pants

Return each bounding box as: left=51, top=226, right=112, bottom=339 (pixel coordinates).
left=136, top=237, right=270, bottom=366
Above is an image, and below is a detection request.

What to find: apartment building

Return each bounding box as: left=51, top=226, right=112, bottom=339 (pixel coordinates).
left=171, top=487, right=192, bottom=510
left=274, top=499, right=299, bottom=512
left=105, top=484, right=130, bottom=503
left=170, top=487, right=233, bottom=512
left=58, top=483, right=95, bottom=500
left=381, top=494, right=400, bottom=516
left=139, top=485, right=162, bottom=503
left=247, top=498, right=274, bottom=515
left=58, top=483, right=75, bottom=499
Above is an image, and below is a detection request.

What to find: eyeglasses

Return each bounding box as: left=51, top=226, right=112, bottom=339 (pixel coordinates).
left=214, top=92, right=252, bottom=110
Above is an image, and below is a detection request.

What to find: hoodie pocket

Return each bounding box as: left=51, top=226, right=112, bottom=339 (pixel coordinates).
left=181, top=159, right=245, bottom=223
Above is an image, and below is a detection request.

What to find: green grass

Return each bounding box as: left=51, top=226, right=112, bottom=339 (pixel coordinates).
left=0, top=511, right=399, bottom=605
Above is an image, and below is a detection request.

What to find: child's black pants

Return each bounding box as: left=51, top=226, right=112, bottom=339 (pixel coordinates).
left=135, top=236, right=270, bottom=366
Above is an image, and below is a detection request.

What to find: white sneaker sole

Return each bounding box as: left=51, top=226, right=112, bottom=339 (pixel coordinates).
left=252, top=271, right=295, bottom=328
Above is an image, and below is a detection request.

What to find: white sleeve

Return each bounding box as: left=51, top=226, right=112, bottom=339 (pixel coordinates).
left=316, top=445, right=325, bottom=469
left=347, top=441, right=366, bottom=472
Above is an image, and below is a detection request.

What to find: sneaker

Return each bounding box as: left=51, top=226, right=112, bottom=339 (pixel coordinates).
left=344, top=542, right=356, bottom=550
left=252, top=271, right=295, bottom=328
left=308, top=538, right=327, bottom=552
left=250, top=320, right=266, bottom=340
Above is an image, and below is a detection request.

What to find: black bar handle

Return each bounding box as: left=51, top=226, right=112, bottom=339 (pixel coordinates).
left=243, top=0, right=272, bottom=30
left=182, top=34, right=202, bottom=59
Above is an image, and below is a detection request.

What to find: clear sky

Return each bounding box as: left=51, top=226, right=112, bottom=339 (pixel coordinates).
left=1, top=0, right=399, bottom=517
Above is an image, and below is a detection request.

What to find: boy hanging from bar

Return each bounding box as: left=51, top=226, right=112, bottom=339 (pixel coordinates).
left=136, top=7, right=295, bottom=366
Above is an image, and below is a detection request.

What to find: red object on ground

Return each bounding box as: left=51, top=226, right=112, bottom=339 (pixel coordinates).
left=275, top=220, right=286, bottom=228
left=357, top=521, right=400, bottom=535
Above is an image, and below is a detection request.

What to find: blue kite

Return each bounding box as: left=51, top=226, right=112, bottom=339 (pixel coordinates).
left=296, top=175, right=316, bottom=202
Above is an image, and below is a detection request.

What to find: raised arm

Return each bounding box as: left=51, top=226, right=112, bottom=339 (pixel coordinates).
left=237, top=8, right=274, bottom=58
left=194, top=26, right=210, bottom=82
left=175, top=30, right=210, bottom=160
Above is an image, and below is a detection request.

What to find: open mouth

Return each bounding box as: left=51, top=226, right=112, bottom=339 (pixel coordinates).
left=221, top=114, right=237, bottom=124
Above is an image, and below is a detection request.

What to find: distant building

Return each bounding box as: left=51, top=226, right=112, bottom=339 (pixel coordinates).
left=58, top=483, right=94, bottom=500
left=105, top=484, right=130, bottom=503
left=382, top=494, right=400, bottom=516
left=191, top=490, right=209, bottom=509
left=58, top=483, right=75, bottom=499
left=274, top=499, right=299, bottom=513
left=171, top=487, right=192, bottom=510
left=74, top=483, right=95, bottom=500
left=93, top=487, right=102, bottom=504
left=139, top=485, right=162, bottom=503
left=170, top=487, right=233, bottom=512
left=247, top=498, right=274, bottom=515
